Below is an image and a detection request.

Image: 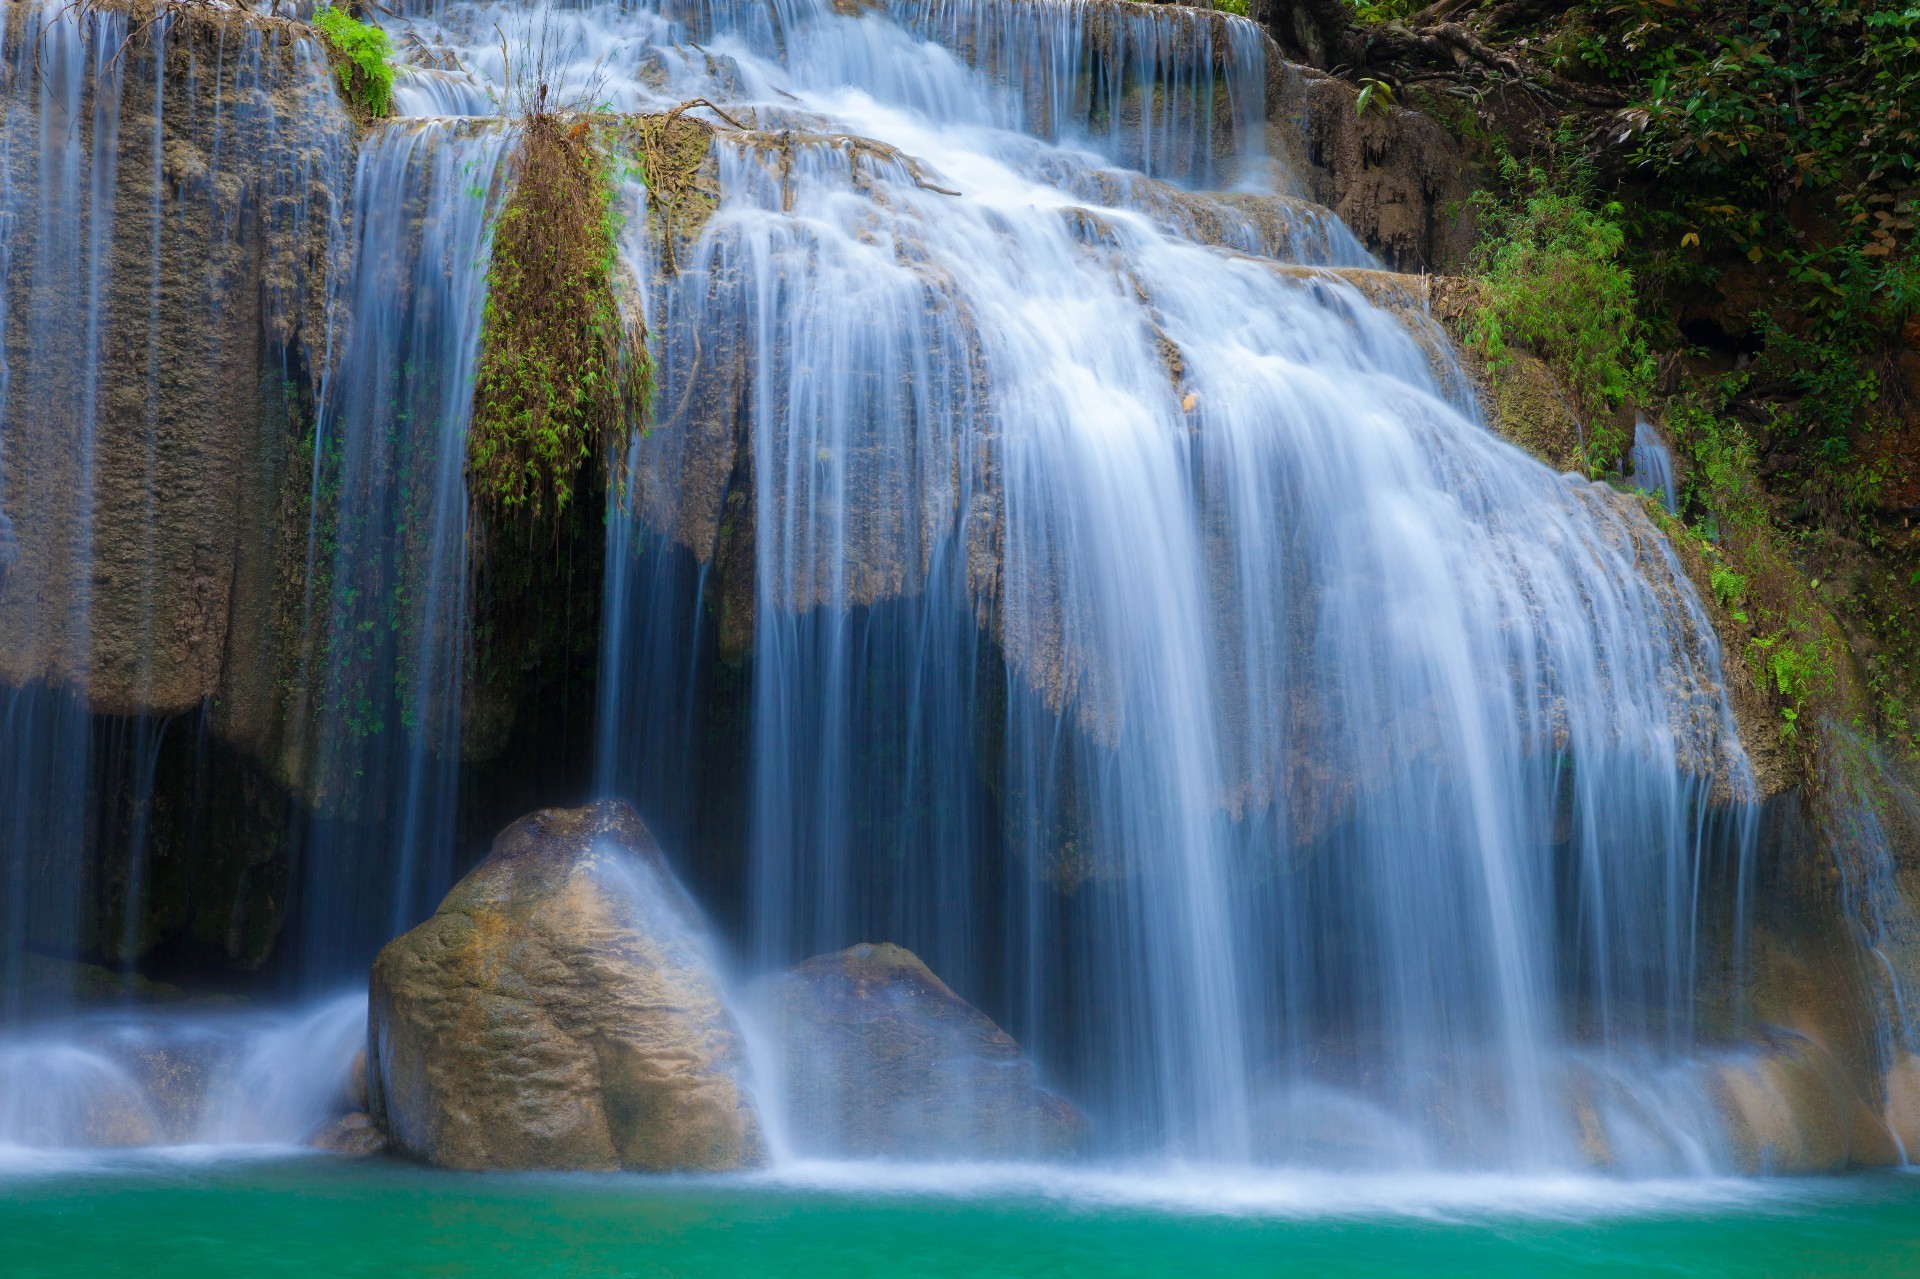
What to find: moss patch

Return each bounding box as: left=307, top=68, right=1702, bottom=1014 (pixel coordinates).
left=311, top=6, right=392, bottom=121
left=469, top=113, right=649, bottom=527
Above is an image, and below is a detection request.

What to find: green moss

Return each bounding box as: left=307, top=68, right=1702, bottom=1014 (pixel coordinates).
left=312, top=7, right=393, bottom=120
left=469, top=115, right=650, bottom=526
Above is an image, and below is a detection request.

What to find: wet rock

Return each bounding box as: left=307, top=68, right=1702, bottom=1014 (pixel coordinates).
left=1710, top=1029, right=1899, bottom=1173
left=764, top=942, right=1087, bottom=1158
left=1268, top=61, right=1479, bottom=272
left=368, top=800, right=764, bottom=1172
left=314, top=1111, right=387, bottom=1157
left=1885, top=1052, right=1920, bottom=1155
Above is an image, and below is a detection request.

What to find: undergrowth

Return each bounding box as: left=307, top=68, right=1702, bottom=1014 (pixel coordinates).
left=1465, top=157, right=1654, bottom=477
left=1666, top=392, right=1844, bottom=750
left=311, top=6, right=393, bottom=119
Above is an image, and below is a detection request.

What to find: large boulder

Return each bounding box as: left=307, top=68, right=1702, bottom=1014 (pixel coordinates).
left=763, top=942, right=1086, bottom=1158
left=367, top=800, right=764, bottom=1171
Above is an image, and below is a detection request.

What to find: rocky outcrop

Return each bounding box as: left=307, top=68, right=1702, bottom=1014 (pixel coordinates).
left=367, top=801, right=765, bottom=1172
left=0, top=0, right=351, bottom=738
left=1711, top=1028, right=1900, bottom=1173
left=1265, top=62, right=1479, bottom=272
left=762, top=942, right=1086, bottom=1158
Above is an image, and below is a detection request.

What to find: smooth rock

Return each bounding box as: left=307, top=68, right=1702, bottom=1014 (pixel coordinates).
left=764, top=942, right=1086, bottom=1158
left=367, top=800, right=764, bottom=1171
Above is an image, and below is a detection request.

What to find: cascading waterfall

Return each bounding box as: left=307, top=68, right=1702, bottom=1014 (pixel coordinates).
left=0, top=0, right=1784, bottom=1175
left=1823, top=729, right=1920, bottom=1123
left=490, top=0, right=1770, bottom=1166
left=0, top=0, right=352, bottom=1009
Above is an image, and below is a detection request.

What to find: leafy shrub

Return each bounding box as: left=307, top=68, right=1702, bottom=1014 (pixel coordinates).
left=1466, top=158, right=1654, bottom=476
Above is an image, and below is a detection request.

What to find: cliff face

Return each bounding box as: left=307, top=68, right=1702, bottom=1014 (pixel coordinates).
left=0, top=1, right=351, bottom=738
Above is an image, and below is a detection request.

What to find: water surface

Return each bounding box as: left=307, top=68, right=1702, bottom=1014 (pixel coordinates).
left=2, top=1159, right=1914, bottom=1277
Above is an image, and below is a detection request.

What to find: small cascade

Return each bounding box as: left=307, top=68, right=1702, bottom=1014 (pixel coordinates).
left=1819, top=727, right=1920, bottom=1157
left=292, top=120, right=511, bottom=980
left=1630, top=420, right=1681, bottom=515
left=0, top=994, right=365, bottom=1158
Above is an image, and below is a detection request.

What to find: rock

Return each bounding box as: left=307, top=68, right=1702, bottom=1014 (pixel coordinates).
left=313, top=1111, right=387, bottom=1157
left=1710, top=1029, right=1899, bottom=1173
left=1268, top=62, right=1479, bottom=273
left=367, top=800, right=764, bottom=1172
left=343, top=1048, right=368, bottom=1115
left=764, top=942, right=1087, bottom=1158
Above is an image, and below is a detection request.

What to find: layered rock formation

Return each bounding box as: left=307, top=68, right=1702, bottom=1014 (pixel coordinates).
left=367, top=801, right=764, bottom=1172
left=763, top=943, right=1086, bottom=1158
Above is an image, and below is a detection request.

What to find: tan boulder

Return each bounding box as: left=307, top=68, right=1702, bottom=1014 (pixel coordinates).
left=367, top=800, right=764, bottom=1171
left=764, top=942, right=1086, bottom=1158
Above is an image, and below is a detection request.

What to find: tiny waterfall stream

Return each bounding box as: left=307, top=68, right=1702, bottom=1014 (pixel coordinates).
left=0, top=0, right=1893, bottom=1187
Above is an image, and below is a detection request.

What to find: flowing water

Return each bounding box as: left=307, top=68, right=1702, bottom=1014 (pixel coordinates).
left=520, top=0, right=1759, bottom=1166
left=0, top=0, right=1879, bottom=1210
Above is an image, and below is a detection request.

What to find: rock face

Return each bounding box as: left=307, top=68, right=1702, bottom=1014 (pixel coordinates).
left=367, top=801, right=765, bottom=1171
left=1711, top=1029, right=1900, bottom=1173
left=764, top=942, right=1086, bottom=1158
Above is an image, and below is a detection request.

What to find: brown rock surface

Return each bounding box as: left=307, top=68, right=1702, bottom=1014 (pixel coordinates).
left=764, top=942, right=1087, bottom=1158
left=0, top=1, right=350, bottom=744
left=1711, top=1028, right=1899, bottom=1173
left=367, top=800, right=764, bottom=1171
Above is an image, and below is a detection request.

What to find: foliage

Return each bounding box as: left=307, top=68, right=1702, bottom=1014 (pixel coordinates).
left=1354, top=77, right=1396, bottom=115
left=312, top=6, right=393, bottom=119
left=1465, top=157, right=1654, bottom=475
left=469, top=113, right=649, bottom=528
left=1666, top=392, right=1842, bottom=745
left=1709, top=565, right=1748, bottom=611
left=1212, top=0, right=1250, bottom=15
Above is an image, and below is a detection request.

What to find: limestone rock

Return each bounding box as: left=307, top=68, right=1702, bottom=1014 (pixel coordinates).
left=764, top=942, right=1086, bottom=1158
left=367, top=800, right=764, bottom=1172
left=1268, top=61, right=1479, bottom=272
left=314, top=1111, right=387, bottom=1157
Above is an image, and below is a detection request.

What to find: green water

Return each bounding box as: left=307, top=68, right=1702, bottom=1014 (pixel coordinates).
left=2, top=1158, right=1916, bottom=1277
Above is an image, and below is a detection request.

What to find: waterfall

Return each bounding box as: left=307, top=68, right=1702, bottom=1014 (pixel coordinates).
left=522, top=0, right=1766, bottom=1165
left=0, top=0, right=1775, bottom=1174
left=1630, top=420, right=1680, bottom=515
left=292, top=120, right=510, bottom=980
left=1820, top=727, right=1920, bottom=1158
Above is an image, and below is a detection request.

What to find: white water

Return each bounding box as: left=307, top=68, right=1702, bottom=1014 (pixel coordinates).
left=0, top=994, right=364, bottom=1167
left=524, top=0, right=1764, bottom=1168
left=1629, top=419, right=1680, bottom=514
